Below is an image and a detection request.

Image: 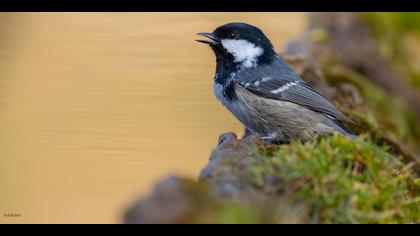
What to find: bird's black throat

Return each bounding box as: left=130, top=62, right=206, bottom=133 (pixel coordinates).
left=213, top=57, right=239, bottom=102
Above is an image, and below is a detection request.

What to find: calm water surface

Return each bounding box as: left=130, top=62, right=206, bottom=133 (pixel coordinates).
left=0, top=13, right=305, bottom=223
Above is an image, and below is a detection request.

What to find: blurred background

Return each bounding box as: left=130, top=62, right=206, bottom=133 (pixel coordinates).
left=0, top=13, right=306, bottom=223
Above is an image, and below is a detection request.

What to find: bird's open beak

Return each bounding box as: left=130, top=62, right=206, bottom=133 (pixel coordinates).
left=196, top=32, right=220, bottom=45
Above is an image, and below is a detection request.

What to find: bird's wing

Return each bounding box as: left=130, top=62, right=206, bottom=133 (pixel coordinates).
left=238, top=63, right=353, bottom=123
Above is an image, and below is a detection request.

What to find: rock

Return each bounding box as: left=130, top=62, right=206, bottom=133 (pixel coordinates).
left=199, top=133, right=263, bottom=197
left=124, top=134, right=307, bottom=224
left=123, top=176, right=214, bottom=224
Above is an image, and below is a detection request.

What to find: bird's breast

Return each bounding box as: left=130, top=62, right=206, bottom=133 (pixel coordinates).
left=213, top=81, right=226, bottom=103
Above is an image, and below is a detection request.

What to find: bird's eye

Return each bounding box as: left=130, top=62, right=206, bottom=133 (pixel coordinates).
left=228, top=32, right=236, bottom=39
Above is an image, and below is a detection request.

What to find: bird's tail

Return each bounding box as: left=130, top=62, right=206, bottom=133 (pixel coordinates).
left=331, top=119, right=357, bottom=139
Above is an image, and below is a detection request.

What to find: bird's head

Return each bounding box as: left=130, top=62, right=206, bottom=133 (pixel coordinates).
left=197, top=22, right=277, bottom=69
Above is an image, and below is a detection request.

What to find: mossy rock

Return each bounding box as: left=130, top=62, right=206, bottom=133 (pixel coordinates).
left=125, top=134, right=419, bottom=224
left=251, top=135, right=420, bottom=223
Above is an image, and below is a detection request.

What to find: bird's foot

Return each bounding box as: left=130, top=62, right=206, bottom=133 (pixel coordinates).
left=261, top=136, right=289, bottom=145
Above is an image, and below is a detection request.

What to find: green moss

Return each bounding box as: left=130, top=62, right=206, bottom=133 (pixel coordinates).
left=249, top=135, right=420, bottom=223
left=198, top=204, right=268, bottom=224
left=172, top=135, right=419, bottom=223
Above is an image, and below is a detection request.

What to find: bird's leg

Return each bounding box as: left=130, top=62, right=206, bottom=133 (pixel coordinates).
left=261, top=136, right=288, bottom=145
left=261, top=136, right=277, bottom=145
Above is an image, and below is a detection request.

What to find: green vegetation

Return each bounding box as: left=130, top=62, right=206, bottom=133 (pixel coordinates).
left=362, top=12, right=420, bottom=88
left=250, top=135, right=419, bottom=223
left=184, top=135, right=419, bottom=224
left=362, top=13, right=420, bottom=57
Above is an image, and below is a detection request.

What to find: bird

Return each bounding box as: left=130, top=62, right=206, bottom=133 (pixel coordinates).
left=196, top=22, right=356, bottom=143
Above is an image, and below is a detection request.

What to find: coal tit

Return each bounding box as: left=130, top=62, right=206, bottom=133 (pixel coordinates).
left=197, top=22, right=356, bottom=143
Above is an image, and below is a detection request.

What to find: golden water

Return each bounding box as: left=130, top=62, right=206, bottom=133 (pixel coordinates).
left=0, top=13, right=305, bottom=223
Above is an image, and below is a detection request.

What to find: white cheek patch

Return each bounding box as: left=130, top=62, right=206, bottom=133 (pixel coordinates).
left=221, top=39, right=264, bottom=68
